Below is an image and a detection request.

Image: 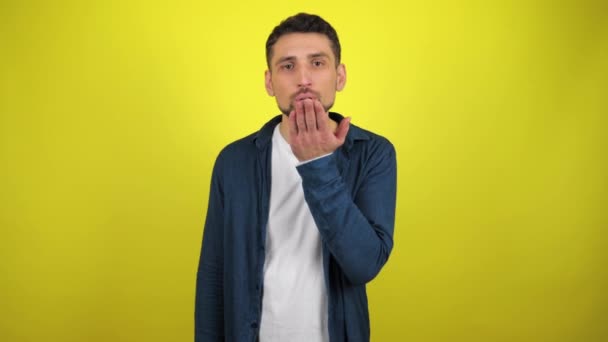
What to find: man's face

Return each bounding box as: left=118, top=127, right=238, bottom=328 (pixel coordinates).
left=265, top=33, right=346, bottom=116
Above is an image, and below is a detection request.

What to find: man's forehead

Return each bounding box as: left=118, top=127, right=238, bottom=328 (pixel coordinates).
left=271, top=33, right=334, bottom=60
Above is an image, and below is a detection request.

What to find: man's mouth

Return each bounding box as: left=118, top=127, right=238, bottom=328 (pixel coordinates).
left=294, top=92, right=318, bottom=102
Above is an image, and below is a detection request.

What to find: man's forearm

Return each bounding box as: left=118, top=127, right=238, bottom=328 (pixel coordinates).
left=296, top=145, right=397, bottom=285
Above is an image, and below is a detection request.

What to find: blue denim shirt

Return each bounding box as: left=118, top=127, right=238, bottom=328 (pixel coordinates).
left=195, top=113, right=397, bottom=342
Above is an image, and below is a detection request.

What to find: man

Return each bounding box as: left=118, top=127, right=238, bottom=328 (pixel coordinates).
left=195, top=13, right=397, bottom=342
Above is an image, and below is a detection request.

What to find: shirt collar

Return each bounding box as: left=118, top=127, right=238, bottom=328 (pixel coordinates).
left=253, top=112, right=370, bottom=150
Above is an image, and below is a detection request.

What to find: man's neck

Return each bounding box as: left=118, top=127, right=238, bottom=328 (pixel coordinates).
left=279, top=114, right=338, bottom=142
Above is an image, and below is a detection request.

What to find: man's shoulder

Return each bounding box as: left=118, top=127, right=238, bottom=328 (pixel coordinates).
left=216, top=131, right=260, bottom=162
left=224, top=131, right=258, bottom=151
left=210, top=131, right=262, bottom=180
left=348, top=123, right=395, bottom=156
left=216, top=115, right=281, bottom=163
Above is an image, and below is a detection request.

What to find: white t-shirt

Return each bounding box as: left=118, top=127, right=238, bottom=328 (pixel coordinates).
left=259, top=125, right=329, bottom=342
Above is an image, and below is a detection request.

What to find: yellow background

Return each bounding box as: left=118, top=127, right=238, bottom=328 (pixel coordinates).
left=1, top=1, right=607, bottom=341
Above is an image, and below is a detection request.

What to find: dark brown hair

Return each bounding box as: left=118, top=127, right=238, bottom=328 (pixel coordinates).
left=265, top=13, right=341, bottom=69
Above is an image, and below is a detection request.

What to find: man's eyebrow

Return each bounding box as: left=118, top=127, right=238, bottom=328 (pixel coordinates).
left=308, top=52, right=330, bottom=59
left=274, top=52, right=331, bottom=66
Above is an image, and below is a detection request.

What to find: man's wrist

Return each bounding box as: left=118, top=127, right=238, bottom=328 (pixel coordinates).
left=296, top=152, right=333, bottom=166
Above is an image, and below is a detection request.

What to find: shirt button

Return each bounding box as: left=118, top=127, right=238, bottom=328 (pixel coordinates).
left=251, top=322, right=258, bottom=329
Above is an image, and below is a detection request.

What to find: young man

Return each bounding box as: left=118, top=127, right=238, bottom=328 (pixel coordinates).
left=195, top=13, right=397, bottom=342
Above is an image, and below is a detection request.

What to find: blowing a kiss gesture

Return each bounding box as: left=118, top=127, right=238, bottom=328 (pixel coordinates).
left=285, top=98, right=350, bottom=162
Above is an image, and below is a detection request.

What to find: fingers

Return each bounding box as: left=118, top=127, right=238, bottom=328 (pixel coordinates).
left=292, top=98, right=332, bottom=135
left=314, top=100, right=328, bottom=131
left=303, top=99, right=317, bottom=131
left=294, top=99, right=325, bottom=133
left=288, top=109, right=298, bottom=137
left=286, top=101, right=349, bottom=161
left=295, top=100, right=306, bottom=133
left=335, top=116, right=351, bottom=142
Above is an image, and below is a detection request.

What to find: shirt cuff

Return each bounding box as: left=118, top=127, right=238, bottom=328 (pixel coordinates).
left=296, top=152, right=333, bottom=166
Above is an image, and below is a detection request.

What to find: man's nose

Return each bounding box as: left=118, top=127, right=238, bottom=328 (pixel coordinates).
left=297, top=65, right=312, bottom=88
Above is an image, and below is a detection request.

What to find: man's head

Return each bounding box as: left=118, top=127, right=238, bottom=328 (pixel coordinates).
left=264, top=13, right=346, bottom=116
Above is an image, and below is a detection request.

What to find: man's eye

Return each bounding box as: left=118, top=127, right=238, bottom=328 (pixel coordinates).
left=282, top=64, right=294, bottom=70
left=313, top=60, right=324, bottom=67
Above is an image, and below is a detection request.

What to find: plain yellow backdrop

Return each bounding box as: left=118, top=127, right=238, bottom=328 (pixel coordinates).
left=1, top=1, right=607, bottom=341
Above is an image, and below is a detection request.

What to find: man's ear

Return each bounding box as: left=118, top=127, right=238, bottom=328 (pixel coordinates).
left=265, top=70, right=274, bottom=96
left=336, top=63, right=347, bottom=91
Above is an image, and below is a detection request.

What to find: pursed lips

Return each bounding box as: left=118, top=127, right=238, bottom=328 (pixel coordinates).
left=294, top=91, right=318, bottom=102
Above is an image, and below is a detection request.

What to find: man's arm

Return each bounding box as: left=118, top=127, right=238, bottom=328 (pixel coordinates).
left=195, top=158, right=225, bottom=341
left=288, top=99, right=397, bottom=285
left=297, top=142, right=397, bottom=285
